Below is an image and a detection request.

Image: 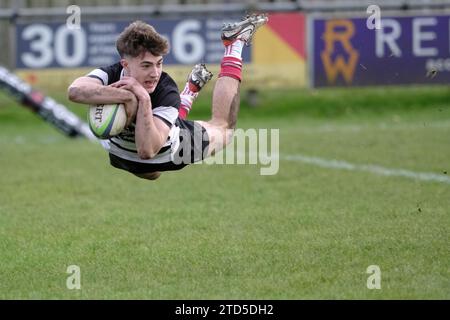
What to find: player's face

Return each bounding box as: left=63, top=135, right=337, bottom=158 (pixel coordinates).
left=122, top=52, right=163, bottom=93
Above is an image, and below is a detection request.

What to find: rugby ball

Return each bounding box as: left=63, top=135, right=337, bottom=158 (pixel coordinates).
left=88, top=103, right=127, bottom=139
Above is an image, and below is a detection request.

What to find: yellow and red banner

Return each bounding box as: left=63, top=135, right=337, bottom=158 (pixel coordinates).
left=252, top=13, right=307, bottom=88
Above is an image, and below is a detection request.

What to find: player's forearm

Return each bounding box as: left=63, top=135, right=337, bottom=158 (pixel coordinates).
left=135, top=99, right=166, bottom=159
left=68, top=81, right=135, bottom=105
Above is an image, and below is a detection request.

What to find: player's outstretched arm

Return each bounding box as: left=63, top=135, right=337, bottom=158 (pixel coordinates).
left=134, top=95, right=170, bottom=159
left=68, top=76, right=138, bottom=126
left=68, top=76, right=135, bottom=105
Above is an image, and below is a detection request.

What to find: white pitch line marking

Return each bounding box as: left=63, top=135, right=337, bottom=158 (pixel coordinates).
left=282, top=154, right=450, bottom=185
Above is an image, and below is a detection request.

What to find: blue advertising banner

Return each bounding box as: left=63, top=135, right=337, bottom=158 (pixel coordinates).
left=15, top=18, right=250, bottom=69
left=312, top=14, right=450, bottom=87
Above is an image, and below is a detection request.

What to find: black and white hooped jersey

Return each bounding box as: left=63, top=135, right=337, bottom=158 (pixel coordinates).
left=87, top=62, right=182, bottom=165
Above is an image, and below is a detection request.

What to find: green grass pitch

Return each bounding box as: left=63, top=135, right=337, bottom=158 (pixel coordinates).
left=0, top=86, right=449, bottom=299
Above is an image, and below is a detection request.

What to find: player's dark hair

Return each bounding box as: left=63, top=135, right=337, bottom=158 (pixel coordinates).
left=116, top=21, right=169, bottom=58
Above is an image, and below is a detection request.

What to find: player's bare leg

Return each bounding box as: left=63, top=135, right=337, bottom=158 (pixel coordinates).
left=196, top=13, right=268, bottom=155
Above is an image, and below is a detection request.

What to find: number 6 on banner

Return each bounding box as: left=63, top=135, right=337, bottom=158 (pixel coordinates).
left=172, top=20, right=205, bottom=64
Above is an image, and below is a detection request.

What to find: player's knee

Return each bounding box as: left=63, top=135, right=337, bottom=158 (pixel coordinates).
left=134, top=172, right=161, bottom=180
left=203, top=121, right=234, bottom=150
left=213, top=119, right=235, bottom=131
left=224, top=128, right=235, bottom=146
left=228, top=118, right=237, bottom=130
